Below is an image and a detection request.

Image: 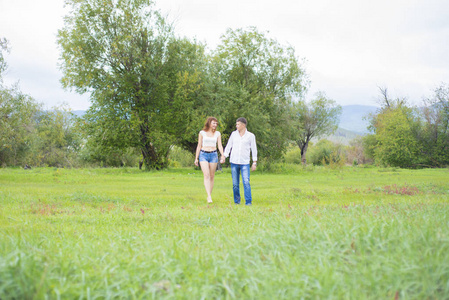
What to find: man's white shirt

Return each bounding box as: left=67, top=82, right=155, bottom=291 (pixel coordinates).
left=224, top=129, right=258, bottom=165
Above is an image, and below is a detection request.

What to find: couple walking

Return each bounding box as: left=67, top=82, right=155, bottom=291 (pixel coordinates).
left=194, top=117, right=258, bottom=205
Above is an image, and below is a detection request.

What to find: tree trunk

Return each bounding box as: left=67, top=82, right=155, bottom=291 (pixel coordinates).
left=141, top=143, right=167, bottom=170
left=140, top=124, right=167, bottom=170
left=297, top=140, right=309, bottom=165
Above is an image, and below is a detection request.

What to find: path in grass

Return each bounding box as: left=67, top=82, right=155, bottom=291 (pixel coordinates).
left=0, top=167, right=448, bottom=299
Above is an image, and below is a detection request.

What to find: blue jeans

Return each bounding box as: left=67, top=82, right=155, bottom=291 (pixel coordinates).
left=231, top=163, right=252, bottom=205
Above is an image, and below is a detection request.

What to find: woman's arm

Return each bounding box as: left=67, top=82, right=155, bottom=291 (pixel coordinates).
left=194, top=133, right=202, bottom=166
left=218, top=133, right=225, bottom=164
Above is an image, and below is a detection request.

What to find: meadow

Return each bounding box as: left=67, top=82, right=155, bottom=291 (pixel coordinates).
left=0, top=166, right=448, bottom=299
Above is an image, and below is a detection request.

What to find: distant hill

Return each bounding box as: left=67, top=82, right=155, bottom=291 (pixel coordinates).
left=315, top=128, right=361, bottom=145
left=339, top=105, right=378, bottom=134
left=72, top=110, right=86, bottom=117
left=317, top=105, right=378, bottom=144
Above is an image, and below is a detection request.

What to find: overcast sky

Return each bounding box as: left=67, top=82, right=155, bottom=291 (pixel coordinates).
left=1, top=0, right=448, bottom=110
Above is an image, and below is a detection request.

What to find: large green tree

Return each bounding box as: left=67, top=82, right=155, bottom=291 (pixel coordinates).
left=290, top=92, right=342, bottom=164
left=371, top=104, right=422, bottom=167
left=366, top=89, right=423, bottom=168
left=58, top=0, right=206, bottom=169
left=208, top=27, right=308, bottom=163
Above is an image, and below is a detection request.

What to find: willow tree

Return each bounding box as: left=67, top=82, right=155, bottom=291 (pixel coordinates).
left=290, top=92, right=342, bottom=164
left=58, top=0, right=206, bottom=169
left=210, top=27, right=308, bottom=162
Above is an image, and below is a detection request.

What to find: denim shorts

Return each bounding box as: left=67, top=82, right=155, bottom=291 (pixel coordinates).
left=199, top=150, right=218, bottom=163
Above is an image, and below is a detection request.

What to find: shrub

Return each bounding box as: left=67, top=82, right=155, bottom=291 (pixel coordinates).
left=307, top=139, right=345, bottom=166
left=78, top=145, right=141, bottom=167
left=284, top=145, right=303, bottom=164
left=168, top=146, right=194, bottom=168
left=346, top=136, right=373, bottom=165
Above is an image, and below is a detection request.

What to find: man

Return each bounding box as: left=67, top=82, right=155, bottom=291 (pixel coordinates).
left=221, top=117, right=258, bottom=205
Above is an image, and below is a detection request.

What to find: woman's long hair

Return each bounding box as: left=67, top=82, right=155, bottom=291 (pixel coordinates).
left=202, top=117, right=218, bottom=132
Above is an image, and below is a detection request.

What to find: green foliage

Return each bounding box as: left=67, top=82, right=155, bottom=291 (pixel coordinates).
left=284, top=144, right=303, bottom=164
left=362, top=133, right=377, bottom=161
left=419, top=84, right=449, bottom=166
left=213, top=27, right=307, bottom=99
left=307, top=139, right=345, bottom=167
left=366, top=86, right=449, bottom=168
left=168, top=146, right=194, bottom=168
left=372, top=105, right=422, bottom=167
left=0, top=76, right=85, bottom=168
left=35, top=104, right=83, bottom=167
left=286, top=137, right=373, bottom=168
left=0, top=84, right=41, bottom=167
left=78, top=144, right=141, bottom=167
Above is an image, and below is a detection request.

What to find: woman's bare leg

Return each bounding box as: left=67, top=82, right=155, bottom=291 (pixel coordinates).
left=199, top=161, right=212, bottom=203
left=209, top=163, right=217, bottom=196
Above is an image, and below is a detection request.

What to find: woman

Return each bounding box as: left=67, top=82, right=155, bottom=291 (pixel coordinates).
left=194, top=117, right=225, bottom=203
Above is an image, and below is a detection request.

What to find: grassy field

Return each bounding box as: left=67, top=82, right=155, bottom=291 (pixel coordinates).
left=0, top=166, right=448, bottom=299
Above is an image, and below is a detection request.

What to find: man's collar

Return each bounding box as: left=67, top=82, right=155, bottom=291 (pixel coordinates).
left=238, top=128, right=247, bottom=136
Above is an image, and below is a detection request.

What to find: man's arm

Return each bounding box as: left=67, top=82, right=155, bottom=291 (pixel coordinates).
left=251, top=133, right=258, bottom=171
left=223, top=132, right=234, bottom=158
left=251, top=133, right=258, bottom=162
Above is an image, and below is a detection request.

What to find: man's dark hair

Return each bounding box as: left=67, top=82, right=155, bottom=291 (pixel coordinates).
left=236, top=117, right=247, bottom=125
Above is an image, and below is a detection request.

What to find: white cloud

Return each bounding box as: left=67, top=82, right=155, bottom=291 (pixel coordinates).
left=1, top=0, right=448, bottom=110
left=0, top=0, right=90, bottom=109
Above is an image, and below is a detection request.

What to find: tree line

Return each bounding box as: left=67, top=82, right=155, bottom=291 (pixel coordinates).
left=364, top=87, right=449, bottom=168
left=1, top=0, right=447, bottom=169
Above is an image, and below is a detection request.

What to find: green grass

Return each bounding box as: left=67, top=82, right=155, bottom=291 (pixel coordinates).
left=0, top=166, right=448, bottom=299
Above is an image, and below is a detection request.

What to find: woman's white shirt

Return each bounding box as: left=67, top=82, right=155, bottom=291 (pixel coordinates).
left=200, top=130, right=220, bottom=148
